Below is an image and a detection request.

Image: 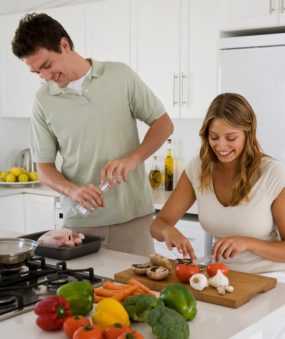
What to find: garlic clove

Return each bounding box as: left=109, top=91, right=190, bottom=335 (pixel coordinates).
left=225, top=285, right=234, bottom=293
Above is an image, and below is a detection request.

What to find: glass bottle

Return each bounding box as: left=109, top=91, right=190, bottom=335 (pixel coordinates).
left=164, top=138, right=174, bottom=191
left=149, top=155, right=162, bottom=189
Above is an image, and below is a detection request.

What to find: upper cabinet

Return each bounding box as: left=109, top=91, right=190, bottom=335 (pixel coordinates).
left=221, top=0, right=285, bottom=30
left=0, top=13, right=41, bottom=118
left=132, top=0, right=220, bottom=119
left=85, top=0, right=131, bottom=65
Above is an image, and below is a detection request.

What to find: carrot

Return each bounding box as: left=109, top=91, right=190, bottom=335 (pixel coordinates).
left=94, top=295, right=104, bottom=303
left=128, top=278, right=156, bottom=296
left=102, top=281, right=127, bottom=290
left=112, top=284, right=138, bottom=301
left=94, top=287, right=118, bottom=297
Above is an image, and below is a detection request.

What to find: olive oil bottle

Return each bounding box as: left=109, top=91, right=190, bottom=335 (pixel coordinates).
left=149, top=155, right=162, bottom=189
left=164, top=138, right=174, bottom=191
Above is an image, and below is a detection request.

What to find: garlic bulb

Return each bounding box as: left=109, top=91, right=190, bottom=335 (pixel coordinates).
left=208, top=269, right=229, bottom=288
left=189, top=273, right=208, bottom=291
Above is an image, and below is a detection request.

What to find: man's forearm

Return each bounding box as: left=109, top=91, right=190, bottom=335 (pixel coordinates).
left=130, top=113, right=174, bottom=163
left=37, top=163, right=77, bottom=197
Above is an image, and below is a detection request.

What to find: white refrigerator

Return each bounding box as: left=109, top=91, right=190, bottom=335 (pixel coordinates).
left=219, top=33, right=285, bottom=164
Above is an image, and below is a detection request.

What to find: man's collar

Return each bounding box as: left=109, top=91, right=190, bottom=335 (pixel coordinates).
left=48, top=59, right=104, bottom=96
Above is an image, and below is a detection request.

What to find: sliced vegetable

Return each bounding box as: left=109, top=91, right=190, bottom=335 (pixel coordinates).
left=146, top=266, right=170, bottom=281
left=73, top=324, right=103, bottom=339
left=206, top=262, right=229, bottom=277
left=63, top=315, right=90, bottom=338
left=34, top=295, right=71, bottom=331
left=57, top=280, right=93, bottom=315
left=92, top=297, right=130, bottom=329
left=131, top=263, right=151, bottom=275
left=175, top=263, right=200, bottom=283
left=159, top=283, right=197, bottom=321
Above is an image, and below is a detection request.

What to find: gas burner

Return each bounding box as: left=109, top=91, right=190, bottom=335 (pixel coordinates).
left=46, top=273, right=73, bottom=292
left=0, top=295, right=16, bottom=308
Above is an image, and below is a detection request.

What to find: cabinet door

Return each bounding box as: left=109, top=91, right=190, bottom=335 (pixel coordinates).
left=278, top=0, right=285, bottom=25
left=0, top=195, right=25, bottom=234
left=0, top=13, right=41, bottom=118
left=182, top=0, right=220, bottom=118
left=85, top=0, right=131, bottom=65
left=133, top=0, right=181, bottom=118
left=24, top=195, right=56, bottom=233
left=221, top=0, right=279, bottom=30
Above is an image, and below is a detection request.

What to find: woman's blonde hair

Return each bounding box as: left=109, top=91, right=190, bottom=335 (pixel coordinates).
left=199, top=93, right=264, bottom=205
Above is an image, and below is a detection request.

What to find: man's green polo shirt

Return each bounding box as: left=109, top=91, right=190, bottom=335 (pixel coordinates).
left=31, top=61, right=166, bottom=227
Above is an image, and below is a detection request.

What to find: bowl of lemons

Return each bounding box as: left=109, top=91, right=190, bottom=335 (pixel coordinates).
left=0, top=167, right=39, bottom=186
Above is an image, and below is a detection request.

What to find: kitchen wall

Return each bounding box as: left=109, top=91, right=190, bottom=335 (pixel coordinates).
left=0, top=118, right=31, bottom=169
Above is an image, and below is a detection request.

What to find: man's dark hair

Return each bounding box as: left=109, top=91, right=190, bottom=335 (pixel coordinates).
left=12, top=13, right=74, bottom=58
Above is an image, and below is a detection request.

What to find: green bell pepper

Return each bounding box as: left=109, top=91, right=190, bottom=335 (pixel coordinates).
left=159, top=283, right=197, bottom=321
left=57, top=280, right=93, bottom=316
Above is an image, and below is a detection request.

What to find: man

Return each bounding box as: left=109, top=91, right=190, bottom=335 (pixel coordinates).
left=12, top=13, right=174, bottom=255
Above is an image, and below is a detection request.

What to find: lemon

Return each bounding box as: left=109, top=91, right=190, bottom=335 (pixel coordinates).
left=9, top=167, right=24, bottom=177
left=28, top=171, right=39, bottom=181
left=5, top=173, right=16, bottom=182
left=18, top=173, right=29, bottom=182
left=0, top=172, right=7, bottom=182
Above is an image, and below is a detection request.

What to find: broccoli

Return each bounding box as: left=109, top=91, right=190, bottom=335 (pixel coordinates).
left=147, top=304, right=190, bottom=339
left=123, top=294, right=159, bottom=322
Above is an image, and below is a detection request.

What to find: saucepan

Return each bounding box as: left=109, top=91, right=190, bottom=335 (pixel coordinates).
left=0, top=238, right=37, bottom=265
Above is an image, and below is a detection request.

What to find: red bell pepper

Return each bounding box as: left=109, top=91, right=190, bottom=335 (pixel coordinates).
left=34, top=295, right=71, bottom=331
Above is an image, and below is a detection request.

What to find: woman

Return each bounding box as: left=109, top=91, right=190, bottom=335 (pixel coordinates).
left=151, top=93, right=285, bottom=273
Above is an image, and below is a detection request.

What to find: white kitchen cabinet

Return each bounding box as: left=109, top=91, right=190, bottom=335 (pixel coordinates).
left=0, top=193, right=60, bottom=234
left=85, top=0, right=131, bottom=65
left=221, top=0, right=281, bottom=30
left=132, top=0, right=220, bottom=119
left=24, top=194, right=57, bottom=233
left=0, top=195, right=25, bottom=234
left=0, top=13, right=41, bottom=118
left=154, top=218, right=211, bottom=259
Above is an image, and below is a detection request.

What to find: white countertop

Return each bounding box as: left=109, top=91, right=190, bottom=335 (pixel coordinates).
left=0, top=240, right=285, bottom=339
left=0, top=184, right=60, bottom=198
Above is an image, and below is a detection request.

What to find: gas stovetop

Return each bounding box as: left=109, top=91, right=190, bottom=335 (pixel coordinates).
left=0, top=256, right=104, bottom=321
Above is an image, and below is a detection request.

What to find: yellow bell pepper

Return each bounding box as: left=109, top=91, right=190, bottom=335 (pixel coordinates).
left=91, top=298, right=130, bottom=329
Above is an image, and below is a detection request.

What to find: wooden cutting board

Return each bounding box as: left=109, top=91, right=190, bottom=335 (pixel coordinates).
left=114, top=267, right=277, bottom=308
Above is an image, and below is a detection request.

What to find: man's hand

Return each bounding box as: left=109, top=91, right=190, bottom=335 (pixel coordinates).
left=69, top=184, right=104, bottom=210
left=161, top=226, right=197, bottom=262
left=212, top=236, right=250, bottom=261
left=100, top=155, right=140, bottom=184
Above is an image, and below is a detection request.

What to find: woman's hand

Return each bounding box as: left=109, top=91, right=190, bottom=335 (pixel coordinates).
left=212, top=236, right=250, bottom=261
left=161, top=226, right=197, bottom=262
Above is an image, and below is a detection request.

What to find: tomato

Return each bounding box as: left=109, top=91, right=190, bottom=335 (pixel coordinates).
left=175, top=264, right=200, bottom=283
left=63, top=315, right=90, bottom=338
left=117, top=329, right=144, bottom=339
left=104, top=323, right=132, bottom=339
left=73, top=324, right=103, bottom=339
left=206, top=263, right=229, bottom=277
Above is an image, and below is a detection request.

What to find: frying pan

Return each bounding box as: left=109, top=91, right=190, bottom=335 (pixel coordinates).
left=0, top=238, right=37, bottom=265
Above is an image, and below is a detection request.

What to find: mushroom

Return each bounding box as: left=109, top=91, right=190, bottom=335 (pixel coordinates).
left=146, top=265, right=170, bottom=280
left=131, top=263, right=151, bottom=275
left=150, top=253, right=173, bottom=271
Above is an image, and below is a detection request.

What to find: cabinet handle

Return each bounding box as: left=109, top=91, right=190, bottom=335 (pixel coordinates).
left=172, top=73, right=179, bottom=106
left=269, top=0, right=277, bottom=13
left=181, top=72, right=188, bottom=105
